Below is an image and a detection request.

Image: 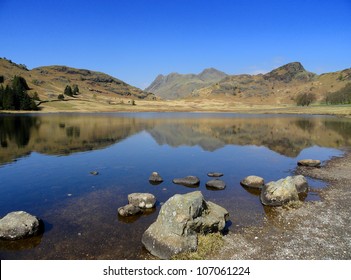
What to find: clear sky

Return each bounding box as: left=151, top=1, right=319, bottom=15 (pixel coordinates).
left=1, top=0, right=350, bottom=89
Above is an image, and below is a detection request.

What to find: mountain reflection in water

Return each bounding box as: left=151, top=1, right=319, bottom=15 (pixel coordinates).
left=0, top=113, right=350, bottom=166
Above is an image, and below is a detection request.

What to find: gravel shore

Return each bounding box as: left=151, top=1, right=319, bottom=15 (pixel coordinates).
left=215, top=150, right=351, bottom=259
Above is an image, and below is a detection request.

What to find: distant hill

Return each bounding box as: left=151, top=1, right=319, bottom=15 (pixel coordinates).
left=0, top=58, right=154, bottom=104
left=145, top=67, right=227, bottom=99
left=191, top=62, right=351, bottom=104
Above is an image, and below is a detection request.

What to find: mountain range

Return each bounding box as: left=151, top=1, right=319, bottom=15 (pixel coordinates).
left=146, top=62, right=351, bottom=104
left=1, top=57, right=350, bottom=107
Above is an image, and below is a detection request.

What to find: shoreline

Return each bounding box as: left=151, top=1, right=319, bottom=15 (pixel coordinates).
left=214, top=149, right=351, bottom=259
left=1, top=99, right=350, bottom=117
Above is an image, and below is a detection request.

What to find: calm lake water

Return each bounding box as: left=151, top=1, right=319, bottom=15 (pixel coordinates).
left=0, top=112, right=350, bottom=259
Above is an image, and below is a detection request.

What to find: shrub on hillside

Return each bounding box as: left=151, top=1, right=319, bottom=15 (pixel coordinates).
left=326, top=83, right=351, bottom=104
left=295, top=92, right=316, bottom=106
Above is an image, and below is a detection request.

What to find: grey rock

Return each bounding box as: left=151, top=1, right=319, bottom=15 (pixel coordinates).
left=0, top=211, right=41, bottom=240
left=207, top=172, right=224, bottom=177
left=90, top=171, right=99, bottom=175
left=128, top=193, right=156, bottom=209
left=260, top=176, right=300, bottom=206
left=240, top=175, right=264, bottom=189
left=298, top=159, right=321, bottom=167
left=292, top=175, right=309, bottom=193
left=118, top=204, right=142, bottom=217
left=142, top=191, right=229, bottom=259
left=172, top=176, right=200, bottom=187
left=206, top=179, right=226, bottom=190
left=149, top=172, right=163, bottom=184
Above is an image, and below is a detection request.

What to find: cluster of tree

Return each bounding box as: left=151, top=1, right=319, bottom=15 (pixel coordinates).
left=0, top=76, right=38, bottom=110
left=63, top=84, right=79, bottom=97
left=325, top=83, right=351, bottom=104
left=295, top=92, right=316, bottom=106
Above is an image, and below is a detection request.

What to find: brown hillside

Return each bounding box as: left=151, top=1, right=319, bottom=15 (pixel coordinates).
left=192, top=62, right=351, bottom=105
left=0, top=58, right=154, bottom=106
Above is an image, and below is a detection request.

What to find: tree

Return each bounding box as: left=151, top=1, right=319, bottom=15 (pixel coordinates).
left=296, top=92, right=316, bottom=106
left=0, top=76, right=38, bottom=110
left=72, top=84, right=79, bottom=95
left=64, top=85, right=73, bottom=97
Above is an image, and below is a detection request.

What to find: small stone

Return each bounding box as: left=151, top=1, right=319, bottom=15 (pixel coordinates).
left=240, top=175, right=264, bottom=189
left=149, top=172, right=163, bottom=185
left=206, top=179, right=226, bottom=190
left=297, top=159, right=321, bottom=167
left=207, top=172, right=224, bottom=177
left=172, top=176, right=200, bottom=187
left=118, top=204, right=142, bottom=217
left=128, top=193, right=156, bottom=209
left=90, top=171, right=99, bottom=175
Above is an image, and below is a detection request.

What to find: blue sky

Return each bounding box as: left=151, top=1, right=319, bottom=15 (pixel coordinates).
left=1, top=0, right=350, bottom=89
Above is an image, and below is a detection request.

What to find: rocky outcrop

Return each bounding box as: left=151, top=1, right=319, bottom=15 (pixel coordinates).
left=260, top=175, right=309, bottom=206
left=298, top=159, right=321, bottom=167
left=240, top=175, right=264, bottom=189
left=172, top=176, right=200, bottom=187
left=142, top=191, right=229, bottom=259
left=149, top=172, right=163, bottom=184
left=206, top=179, right=226, bottom=190
left=0, top=211, right=42, bottom=240
left=128, top=193, right=156, bottom=209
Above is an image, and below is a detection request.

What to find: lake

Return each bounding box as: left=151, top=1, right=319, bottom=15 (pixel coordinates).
left=0, top=112, right=350, bottom=259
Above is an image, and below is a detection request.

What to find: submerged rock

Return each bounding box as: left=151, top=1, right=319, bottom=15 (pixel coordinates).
left=128, top=193, right=156, bottom=209
left=142, top=191, right=229, bottom=259
left=172, top=176, right=200, bottom=187
left=240, top=175, right=264, bottom=189
left=118, top=204, right=142, bottom=217
left=206, top=179, right=226, bottom=190
left=149, top=172, right=163, bottom=184
left=0, top=211, right=41, bottom=240
left=260, top=175, right=309, bottom=206
left=207, top=172, right=224, bottom=177
left=298, top=159, right=321, bottom=167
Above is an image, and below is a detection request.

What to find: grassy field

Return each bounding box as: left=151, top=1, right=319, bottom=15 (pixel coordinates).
left=28, top=98, right=351, bottom=116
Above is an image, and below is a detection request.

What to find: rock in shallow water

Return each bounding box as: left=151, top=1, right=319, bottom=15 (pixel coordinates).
left=118, top=204, right=142, bottom=217
left=297, top=159, right=321, bottom=167
left=128, top=193, right=156, bottom=209
left=172, top=176, right=200, bottom=187
left=207, top=172, right=224, bottom=177
left=149, top=172, right=163, bottom=184
left=206, top=179, right=226, bottom=190
left=0, top=211, right=41, bottom=240
left=260, top=175, right=309, bottom=206
left=240, top=175, right=264, bottom=189
left=142, top=191, right=229, bottom=259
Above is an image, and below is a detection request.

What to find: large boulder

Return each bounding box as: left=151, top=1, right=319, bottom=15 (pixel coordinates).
left=260, top=175, right=309, bottom=206
left=240, top=175, right=264, bottom=189
left=142, top=191, right=229, bottom=259
left=206, top=179, right=226, bottom=190
left=128, top=193, right=156, bottom=209
left=297, top=159, right=321, bottom=167
left=0, top=211, right=41, bottom=240
left=172, top=176, right=200, bottom=187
